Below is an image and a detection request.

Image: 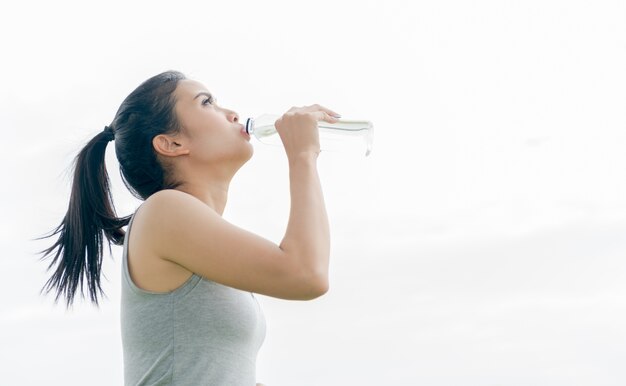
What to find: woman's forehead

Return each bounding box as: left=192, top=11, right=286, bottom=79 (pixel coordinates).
left=176, top=79, right=210, bottom=99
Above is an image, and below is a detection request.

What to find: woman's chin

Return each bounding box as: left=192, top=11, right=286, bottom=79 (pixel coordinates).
left=243, top=142, right=254, bottom=161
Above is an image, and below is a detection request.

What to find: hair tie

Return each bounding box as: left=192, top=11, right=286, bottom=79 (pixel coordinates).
left=102, top=126, right=115, bottom=142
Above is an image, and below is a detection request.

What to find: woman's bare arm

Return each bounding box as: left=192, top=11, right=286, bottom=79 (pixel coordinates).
left=137, top=107, right=336, bottom=300
left=279, top=152, right=330, bottom=294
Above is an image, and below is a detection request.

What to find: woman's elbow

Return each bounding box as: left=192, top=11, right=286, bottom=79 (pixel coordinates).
left=300, top=274, right=329, bottom=300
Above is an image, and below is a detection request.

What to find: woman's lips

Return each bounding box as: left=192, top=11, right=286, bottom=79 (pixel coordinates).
left=239, top=124, right=250, bottom=140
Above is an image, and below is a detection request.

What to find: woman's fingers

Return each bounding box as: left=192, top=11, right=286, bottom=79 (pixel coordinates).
left=308, top=103, right=341, bottom=118
left=310, top=110, right=339, bottom=124
left=275, top=104, right=341, bottom=160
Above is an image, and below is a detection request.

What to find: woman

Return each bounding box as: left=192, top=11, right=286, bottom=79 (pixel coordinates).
left=37, top=70, right=339, bottom=385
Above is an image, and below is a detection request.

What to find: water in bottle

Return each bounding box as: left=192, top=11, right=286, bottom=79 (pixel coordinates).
left=245, top=114, right=374, bottom=156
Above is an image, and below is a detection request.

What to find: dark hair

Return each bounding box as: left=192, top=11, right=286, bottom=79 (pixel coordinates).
left=35, top=70, right=187, bottom=308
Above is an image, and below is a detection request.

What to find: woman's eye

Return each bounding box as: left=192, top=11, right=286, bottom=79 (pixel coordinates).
left=202, top=97, right=214, bottom=106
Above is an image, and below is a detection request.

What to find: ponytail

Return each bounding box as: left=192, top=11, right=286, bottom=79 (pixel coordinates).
left=36, top=128, right=131, bottom=308
left=36, top=70, right=186, bottom=308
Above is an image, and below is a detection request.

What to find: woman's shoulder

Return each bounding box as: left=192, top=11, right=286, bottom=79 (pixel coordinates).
left=133, top=189, right=220, bottom=247
left=127, top=190, right=197, bottom=292
left=145, top=188, right=196, bottom=205
left=139, top=189, right=204, bottom=217
left=131, top=189, right=198, bottom=248
left=133, top=189, right=181, bottom=223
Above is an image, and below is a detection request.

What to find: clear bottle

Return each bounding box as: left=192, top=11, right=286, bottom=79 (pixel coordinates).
left=245, top=114, right=374, bottom=157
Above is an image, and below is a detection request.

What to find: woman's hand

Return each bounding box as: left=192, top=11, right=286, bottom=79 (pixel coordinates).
left=274, top=104, right=341, bottom=161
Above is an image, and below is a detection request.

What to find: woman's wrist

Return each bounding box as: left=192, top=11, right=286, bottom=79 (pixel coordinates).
left=287, top=150, right=319, bottom=167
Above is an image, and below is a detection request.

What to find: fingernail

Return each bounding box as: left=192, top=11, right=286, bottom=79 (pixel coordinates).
left=333, top=114, right=342, bottom=118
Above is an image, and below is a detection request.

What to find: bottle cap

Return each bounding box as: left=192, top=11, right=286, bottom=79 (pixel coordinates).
left=245, top=118, right=254, bottom=135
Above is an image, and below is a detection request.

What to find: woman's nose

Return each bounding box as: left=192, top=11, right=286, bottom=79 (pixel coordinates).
left=227, top=110, right=239, bottom=123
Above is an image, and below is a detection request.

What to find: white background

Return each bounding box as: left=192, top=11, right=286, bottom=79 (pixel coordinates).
left=1, top=0, right=626, bottom=385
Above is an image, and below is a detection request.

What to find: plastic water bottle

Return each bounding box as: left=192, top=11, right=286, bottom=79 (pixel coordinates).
left=245, top=114, right=374, bottom=157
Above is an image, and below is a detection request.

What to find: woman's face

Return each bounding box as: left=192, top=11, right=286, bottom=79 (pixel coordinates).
left=169, top=78, right=253, bottom=172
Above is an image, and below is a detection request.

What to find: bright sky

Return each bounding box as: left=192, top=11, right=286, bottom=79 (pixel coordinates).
left=1, top=0, right=626, bottom=385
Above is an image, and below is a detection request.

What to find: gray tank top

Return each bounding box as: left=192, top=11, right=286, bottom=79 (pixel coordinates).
left=120, top=208, right=266, bottom=386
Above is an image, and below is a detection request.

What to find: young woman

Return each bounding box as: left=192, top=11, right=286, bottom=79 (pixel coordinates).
left=37, top=70, right=339, bottom=385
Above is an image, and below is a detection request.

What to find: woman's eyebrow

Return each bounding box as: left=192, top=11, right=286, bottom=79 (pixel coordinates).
left=193, top=91, right=213, bottom=100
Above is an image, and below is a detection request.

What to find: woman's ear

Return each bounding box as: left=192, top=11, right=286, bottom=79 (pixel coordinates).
left=152, top=134, right=191, bottom=157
